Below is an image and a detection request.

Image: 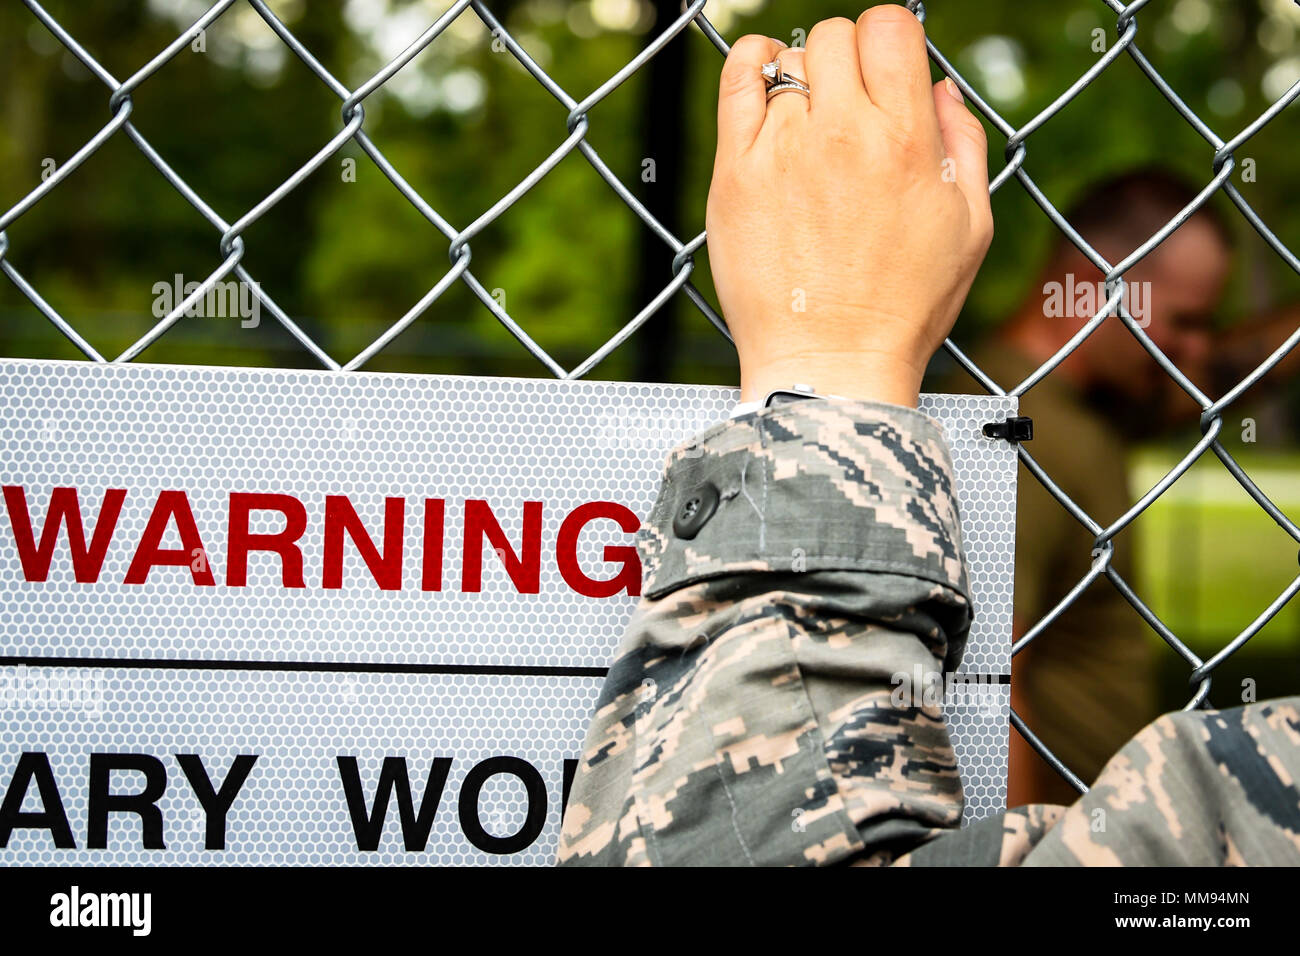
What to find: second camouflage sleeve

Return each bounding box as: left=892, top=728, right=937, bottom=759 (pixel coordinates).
left=556, top=398, right=976, bottom=866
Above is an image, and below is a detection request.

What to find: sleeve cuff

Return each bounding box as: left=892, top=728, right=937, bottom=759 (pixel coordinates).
left=637, top=397, right=971, bottom=630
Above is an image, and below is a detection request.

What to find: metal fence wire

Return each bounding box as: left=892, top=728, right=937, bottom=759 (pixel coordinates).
left=3, top=0, right=1300, bottom=796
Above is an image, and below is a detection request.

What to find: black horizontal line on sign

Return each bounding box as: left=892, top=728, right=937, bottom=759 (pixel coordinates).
left=0, top=655, right=608, bottom=678
left=0, top=655, right=1011, bottom=683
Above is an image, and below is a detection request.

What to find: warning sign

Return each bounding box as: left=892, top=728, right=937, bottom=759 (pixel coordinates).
left=0, top=360, right=1016, bottom=864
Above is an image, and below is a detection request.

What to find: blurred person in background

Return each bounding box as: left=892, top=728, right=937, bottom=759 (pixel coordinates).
left=941, top=168, right=1236, bottom=806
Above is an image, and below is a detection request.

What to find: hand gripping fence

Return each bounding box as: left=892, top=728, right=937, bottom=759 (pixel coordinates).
left=3, top=0, right=1300, bottom=796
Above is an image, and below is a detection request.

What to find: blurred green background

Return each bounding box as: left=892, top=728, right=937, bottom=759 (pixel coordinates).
left=2, top=0, right=1299, bottom=709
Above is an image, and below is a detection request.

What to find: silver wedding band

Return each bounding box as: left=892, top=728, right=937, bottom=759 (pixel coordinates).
left=762, top=60, right=810, bottom=101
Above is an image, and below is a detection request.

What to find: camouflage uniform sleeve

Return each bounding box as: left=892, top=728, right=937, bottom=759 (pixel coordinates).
left=1017, top=696, right=1300, bottom=865
left=556, top=398, right=974, bottom=866
left=905, top=695, right=1300, bottom=866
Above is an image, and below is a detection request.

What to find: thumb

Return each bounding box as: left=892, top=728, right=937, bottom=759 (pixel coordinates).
left=932, top=77, right=993, bottom=231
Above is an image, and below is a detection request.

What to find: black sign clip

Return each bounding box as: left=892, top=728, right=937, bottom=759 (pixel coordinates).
left=983, top=416, right=1034, bottom=443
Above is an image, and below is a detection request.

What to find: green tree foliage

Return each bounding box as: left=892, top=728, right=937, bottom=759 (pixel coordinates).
left=3, top=0, right=1299, bottom=376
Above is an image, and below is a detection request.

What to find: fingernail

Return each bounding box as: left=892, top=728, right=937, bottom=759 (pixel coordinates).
left=769, top=36, right=788, bottom=47
left=944, top=77, right=965, bottom=103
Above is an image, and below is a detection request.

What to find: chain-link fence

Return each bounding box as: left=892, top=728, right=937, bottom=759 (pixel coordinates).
left=2, top=0, right=1299, bottom=796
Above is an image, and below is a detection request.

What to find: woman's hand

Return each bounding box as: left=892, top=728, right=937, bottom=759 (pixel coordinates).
left=705, top=7, right=993, bottom=408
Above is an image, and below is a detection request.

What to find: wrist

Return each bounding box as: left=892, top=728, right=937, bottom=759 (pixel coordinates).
left=740, top=352, right=925, bottom=408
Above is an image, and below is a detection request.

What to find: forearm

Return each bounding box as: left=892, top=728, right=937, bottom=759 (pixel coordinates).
left=559, top=6, right=994, bottom=866
left=558, top=398, right=974, bottom=866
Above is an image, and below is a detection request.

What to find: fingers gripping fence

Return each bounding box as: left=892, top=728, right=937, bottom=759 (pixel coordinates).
left=3, top=0, right=1300, bottom=797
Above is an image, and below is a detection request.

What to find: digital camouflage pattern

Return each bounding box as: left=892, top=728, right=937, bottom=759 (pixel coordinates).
left=555, top=399, right=1300, bottom=866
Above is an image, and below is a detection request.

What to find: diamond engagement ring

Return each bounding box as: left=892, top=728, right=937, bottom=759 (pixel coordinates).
left=762, top=60, right=810, bottom=101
